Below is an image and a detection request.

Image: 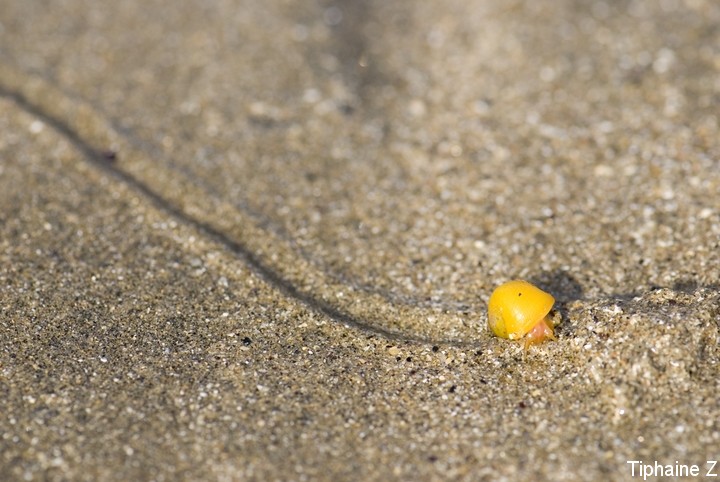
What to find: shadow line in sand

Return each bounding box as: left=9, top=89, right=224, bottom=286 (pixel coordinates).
left=1, top=72, right=489, bottom=348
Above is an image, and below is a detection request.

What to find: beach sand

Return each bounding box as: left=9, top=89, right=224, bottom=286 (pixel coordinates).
left=1, top=1, right=719, bottom=480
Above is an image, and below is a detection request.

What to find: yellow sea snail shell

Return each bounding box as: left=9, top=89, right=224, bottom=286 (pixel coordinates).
left=487, top=280, right=556, bottom=348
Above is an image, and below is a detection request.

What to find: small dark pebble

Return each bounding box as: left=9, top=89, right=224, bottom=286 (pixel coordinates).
left=100, top=150, right=117, bottom=162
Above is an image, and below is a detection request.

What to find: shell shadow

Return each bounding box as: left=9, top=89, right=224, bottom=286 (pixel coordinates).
left=529, top=270, right=585, bottom=337
left=530, top=270, right=585, bottom=303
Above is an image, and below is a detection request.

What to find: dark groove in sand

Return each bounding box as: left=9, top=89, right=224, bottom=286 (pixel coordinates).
left=0, top=84, right=479, bottom=349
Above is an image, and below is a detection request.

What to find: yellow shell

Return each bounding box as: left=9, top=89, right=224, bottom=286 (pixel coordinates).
left=487, top=280, right=555, bottom=343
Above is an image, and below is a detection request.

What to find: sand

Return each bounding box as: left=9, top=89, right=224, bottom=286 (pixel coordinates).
left=1, top=1, right=719, bottom=480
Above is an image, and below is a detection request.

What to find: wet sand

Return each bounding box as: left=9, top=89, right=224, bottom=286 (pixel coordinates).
left=1, top=1, right=719, bottom=480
